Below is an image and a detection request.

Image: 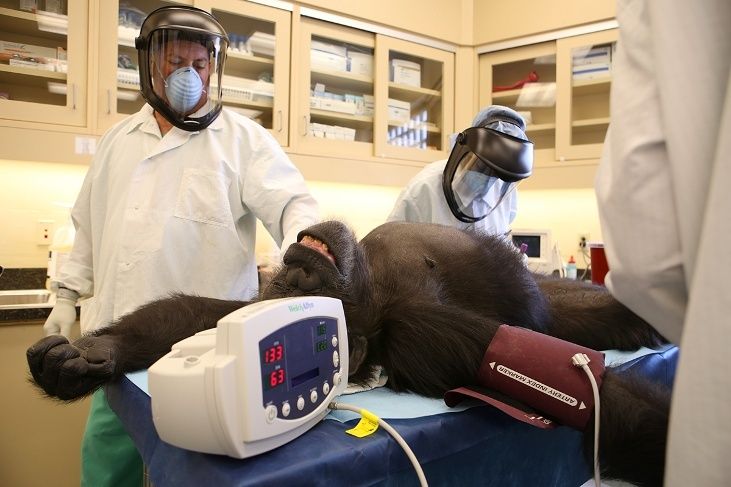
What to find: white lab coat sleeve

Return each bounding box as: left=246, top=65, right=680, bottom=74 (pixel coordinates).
left=597, top=0, right=731, bottom=484
left=52, top=152, right=99, bottom=298
left=387, top=186, right=424, bottom=223
left=242, top=125, right=320, bottom=253
left=595, top=0, right=686, bottom=344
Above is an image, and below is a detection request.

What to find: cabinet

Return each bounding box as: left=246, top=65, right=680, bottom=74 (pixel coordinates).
left=293, top=18, right=375, bottom=159
left=197, top=0, right=290, bottom=146
left=376, top=35, right=454, bottom=162
left=479, top=28, right=616, bottom=166
left=96, top=0, right=191, bottom=133
left=293, top=18, right=454, bottom=164
left=0, top=0, right=88, bottom=127
left=1, top=1, right=456, bottom=177
left=96, top=0, right=291, bottom=145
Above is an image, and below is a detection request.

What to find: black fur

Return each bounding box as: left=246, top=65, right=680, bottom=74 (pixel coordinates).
left=27, top=220, right=670, bottom=485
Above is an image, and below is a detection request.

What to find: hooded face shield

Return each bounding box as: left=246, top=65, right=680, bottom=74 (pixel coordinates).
left=442, top=126, right=533, bottom=223
left=136, top=7, right=228, bottom=131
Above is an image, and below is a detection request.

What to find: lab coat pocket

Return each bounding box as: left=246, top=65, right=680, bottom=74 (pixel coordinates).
left=174, top=168, right=233, bottom=227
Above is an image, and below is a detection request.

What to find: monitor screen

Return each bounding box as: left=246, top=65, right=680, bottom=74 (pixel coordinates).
left=512, top=234, right=542, bottom=258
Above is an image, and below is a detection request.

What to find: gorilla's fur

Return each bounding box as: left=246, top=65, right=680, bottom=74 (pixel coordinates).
left=27, top=221, right=670, bottom=486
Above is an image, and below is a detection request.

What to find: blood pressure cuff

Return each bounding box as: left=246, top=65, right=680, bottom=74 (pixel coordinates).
left=444, top=325, right=605, bottom=430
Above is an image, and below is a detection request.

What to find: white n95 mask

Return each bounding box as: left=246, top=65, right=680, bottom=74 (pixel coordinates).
left=165, top=66, right=204, bottom=114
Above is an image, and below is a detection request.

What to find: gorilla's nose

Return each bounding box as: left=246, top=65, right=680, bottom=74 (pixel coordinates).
left=286, top=266, right=322, bottom=291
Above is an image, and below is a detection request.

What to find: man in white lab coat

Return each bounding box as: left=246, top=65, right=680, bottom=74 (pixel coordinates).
left=41, top=6, right=320, bottom=487
left=387, top=105, right=533, bottom=237
left=596, top=0, right=731, bottom=484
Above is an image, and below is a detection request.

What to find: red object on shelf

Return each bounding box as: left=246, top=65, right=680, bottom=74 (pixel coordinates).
left=493, top=71, right=540, bottom=92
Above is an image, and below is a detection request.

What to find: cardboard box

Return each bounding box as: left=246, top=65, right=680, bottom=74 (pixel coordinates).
left=0, top=41, right=58, bottom=65
left=388, top=98, right=411, bottom=123
left=319, top=97, right=357, bottom=115
left=347, top=51, right=373, bottom=77
left=311, top=49, right=348, bottom=72
left=390, top=59, right=421, bottom=87
left=572, top=62, right=611, bottom=81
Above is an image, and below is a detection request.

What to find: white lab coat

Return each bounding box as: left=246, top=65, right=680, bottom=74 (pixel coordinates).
left=596, top=0, right=731, bottom=484
left=387, top=159, right=518, bottom=236
left=56, top=105, right=320, bottom=332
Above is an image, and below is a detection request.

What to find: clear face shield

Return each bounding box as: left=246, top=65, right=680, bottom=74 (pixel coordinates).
left=141, top=29, right=227, bottom=131
left=450, top=152, right=517, bottom=221
left=442, top=127, right=533, bottom=223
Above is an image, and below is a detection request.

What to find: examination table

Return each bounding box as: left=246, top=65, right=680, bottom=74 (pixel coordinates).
left=106, top=345, right=678, bottom=487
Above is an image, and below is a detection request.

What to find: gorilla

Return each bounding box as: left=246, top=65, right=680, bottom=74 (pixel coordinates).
left=27, top=220, right=670, bottom=486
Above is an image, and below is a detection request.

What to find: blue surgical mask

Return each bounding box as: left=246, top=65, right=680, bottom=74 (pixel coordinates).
left=164, top=66, right=203, bottom=114
left=462, top=171, right=491, bottom=197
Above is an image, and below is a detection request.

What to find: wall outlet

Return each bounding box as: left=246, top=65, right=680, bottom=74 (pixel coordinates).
left=37, top=220, right=55, bottom=246
left=578, top=233, right=590, bottom=251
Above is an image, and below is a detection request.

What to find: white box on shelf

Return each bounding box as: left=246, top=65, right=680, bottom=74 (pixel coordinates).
left=390, top=59, right=421, bottom=87
left=347, top=51, right=373, bottom=77
left=319, top=98, right=357, bottom=115
left=572, top=45, right=612, bottom=66
left=572, top=62, right=611, bottom=81
left=311, top=49, right=348, bottom=72
left=388, top=98, right=411, bottom=123
left=363, top=94, right=375, bottom=116
left=311, top=40, right=347, bottom=57
left=248, top=32, right=275, bottom=57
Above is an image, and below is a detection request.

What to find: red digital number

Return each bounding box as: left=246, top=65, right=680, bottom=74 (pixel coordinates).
left=264, top=345, right=284, bottom=364
left=269, top=369, right=285, bottom=388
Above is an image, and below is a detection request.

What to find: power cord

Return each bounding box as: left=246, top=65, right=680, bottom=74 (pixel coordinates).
left=329, top=401, right=428, bottom=487
left=571, top=353, right=601, bottom=487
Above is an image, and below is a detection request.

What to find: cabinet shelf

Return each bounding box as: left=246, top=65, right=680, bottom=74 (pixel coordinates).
left=222, top=96, right=273, bottom=109
left=0, top=63, right=67, bottom=83
left=388, top=120, right=440, bottom=133
left=388, top=82, right=441, bottom=102
left=226, top=50, right=274, bottom=66
left=572, top=77, right=611, bottom=95
left=311, top=68, right=373, bottom=93
left=527, top=122, right=556, bottom=133
left=311, top=108, right=373, bottom=125
left=0, top=7, right=68, bottom=39
left=571, top=117, right=609, bottom=129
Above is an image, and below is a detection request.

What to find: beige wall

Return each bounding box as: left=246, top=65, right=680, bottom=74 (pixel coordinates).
left=473, top=0, right=615, bottom=44
left=295, top=0, right=474, bottom=45
left=2, top=158, right=599, bottom=271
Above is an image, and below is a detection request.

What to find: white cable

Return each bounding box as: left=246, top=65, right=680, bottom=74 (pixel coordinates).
left=572, top=353, right=601, bottom=487
left=329, top=401, right=428, bottom=487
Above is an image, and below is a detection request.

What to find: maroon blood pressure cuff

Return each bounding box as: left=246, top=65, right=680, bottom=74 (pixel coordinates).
left=444, top=324, right=605, bottom=430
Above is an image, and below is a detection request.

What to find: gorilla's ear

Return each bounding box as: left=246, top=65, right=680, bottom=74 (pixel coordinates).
left=348, top=334, right=368, bottom=376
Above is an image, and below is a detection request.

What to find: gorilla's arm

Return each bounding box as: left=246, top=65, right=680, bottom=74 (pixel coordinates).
left=591, top=371, right=670, bottom=487
left=27, top=294, right=250, bottom=401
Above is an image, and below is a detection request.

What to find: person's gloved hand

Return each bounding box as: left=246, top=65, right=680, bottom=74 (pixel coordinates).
left=43, top=287, right=79, bottom=338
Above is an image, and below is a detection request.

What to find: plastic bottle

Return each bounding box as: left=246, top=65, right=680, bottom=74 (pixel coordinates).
left=46, top=207, right=75, bottom=290
left=565, top=255, right=577, bottom=280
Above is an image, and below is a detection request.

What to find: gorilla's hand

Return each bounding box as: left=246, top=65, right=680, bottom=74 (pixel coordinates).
left=27, top=335, right=119, bottom=401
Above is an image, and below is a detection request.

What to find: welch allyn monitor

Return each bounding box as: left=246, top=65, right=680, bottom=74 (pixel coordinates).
left=148, top=296, right=348, bottom=458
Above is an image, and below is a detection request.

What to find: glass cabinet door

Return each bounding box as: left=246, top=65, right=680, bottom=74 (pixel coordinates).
left=556, top=29, right=617, bottom=160
left=479, top=41, right=557, bottom=166
left=96, top=0, right=189, bottom=132
left=294, top=18, right=375, bottom=159
left=202, top=0, right=291, bottom=146
left=376, top=35, right=453, bottom=162
left=0, top=0, right=87, bottom=126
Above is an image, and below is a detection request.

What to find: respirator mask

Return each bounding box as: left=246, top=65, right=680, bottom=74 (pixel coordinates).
left=443, top=113, right=534, bottom=223
left=135, top=6, right=229, bottom=131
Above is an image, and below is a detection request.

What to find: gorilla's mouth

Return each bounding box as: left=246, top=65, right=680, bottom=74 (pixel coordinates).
left=300, top=235, right=336, bottom=266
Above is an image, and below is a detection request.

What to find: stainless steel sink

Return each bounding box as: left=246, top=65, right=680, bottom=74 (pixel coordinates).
left=0, top=289, right=54, bottom=309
